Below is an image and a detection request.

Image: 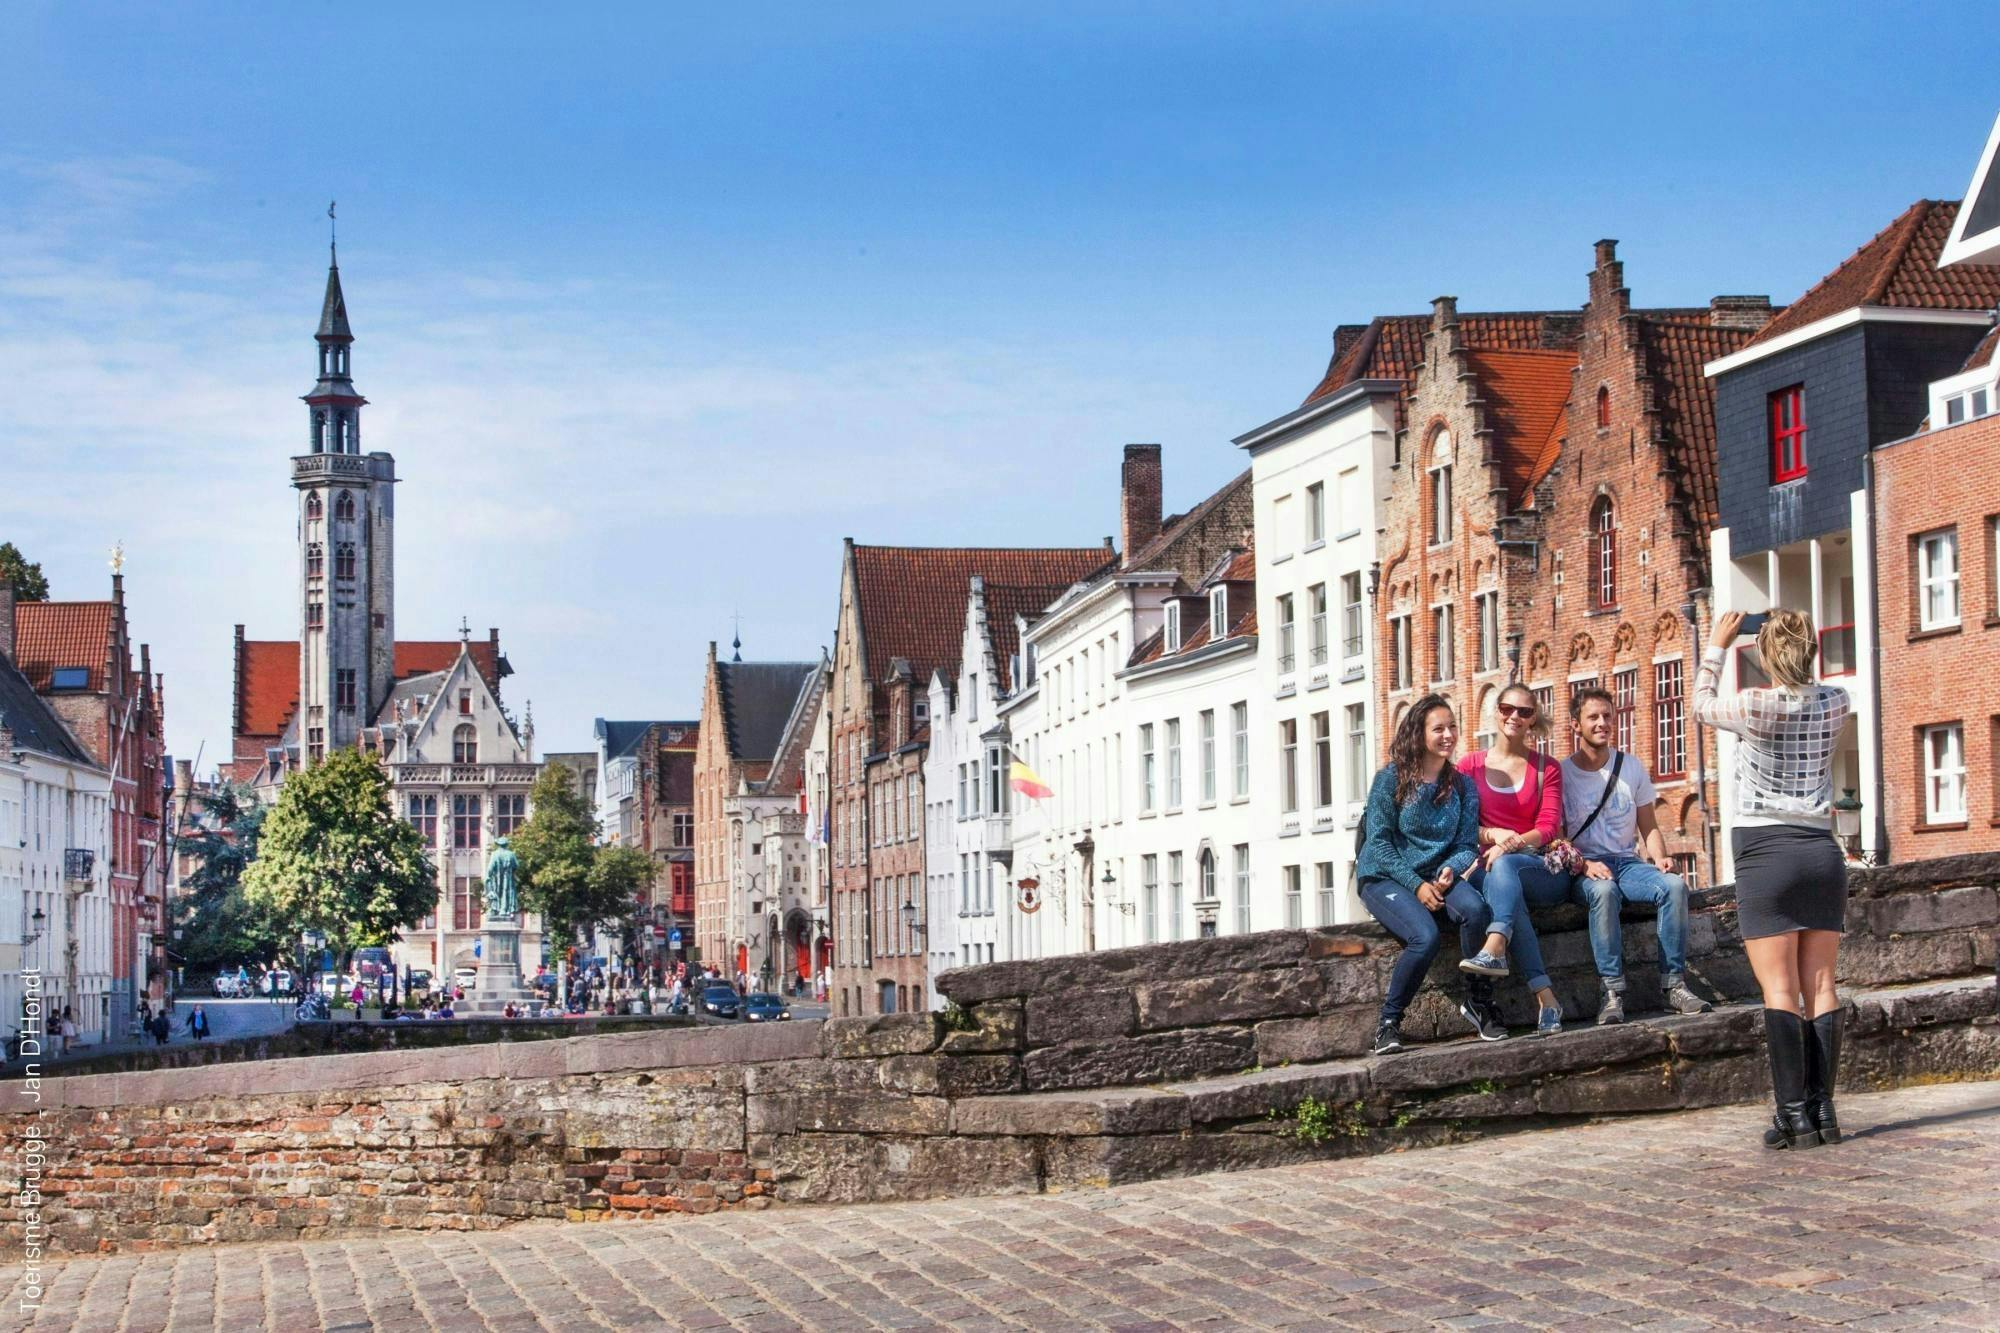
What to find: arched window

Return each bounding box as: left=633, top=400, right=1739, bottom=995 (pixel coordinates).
left=305, top=542, right=323, bottom=578
left=1428, top=430, right=1453, bottom=545
left=305, top=492, right=323, bottom=522
left=311, top=410, right=327, bottom=452
left=1199, top=849, right=1216, bottom=902
left=1590, top=496, right=1617, bottom=610
left=334, top=543, right=356, bottom=580
left=453, top=724, right=478, bottom=764
left=334, top=491, right=355, bottom=522
left=1596, top=385, right=1612, bottom=429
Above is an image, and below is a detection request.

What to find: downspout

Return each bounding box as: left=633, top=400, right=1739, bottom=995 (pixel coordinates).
left=1860, top=452, right=1887, bottom=864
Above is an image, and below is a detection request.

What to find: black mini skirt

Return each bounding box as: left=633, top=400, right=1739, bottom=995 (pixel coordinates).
left=1732, top=823, right=1847, bottom=938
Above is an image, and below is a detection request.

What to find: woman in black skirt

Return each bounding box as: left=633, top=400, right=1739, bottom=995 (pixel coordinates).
left=1695, top=609, right=1854, bottom=1149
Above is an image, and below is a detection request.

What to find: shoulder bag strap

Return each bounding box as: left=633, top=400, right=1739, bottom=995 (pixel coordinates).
left=1567, top=750, right=1625, bottom=843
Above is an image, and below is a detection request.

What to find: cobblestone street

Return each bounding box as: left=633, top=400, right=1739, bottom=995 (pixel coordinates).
left=9, top=1078, right=2000, bottom=1332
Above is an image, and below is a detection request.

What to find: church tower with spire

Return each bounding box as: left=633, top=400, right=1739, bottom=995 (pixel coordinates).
left=294, top=235, right=397, bottom=760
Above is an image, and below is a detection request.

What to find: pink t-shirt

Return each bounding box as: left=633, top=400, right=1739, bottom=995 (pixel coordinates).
left=1459, top=749, right=1564, bottom=844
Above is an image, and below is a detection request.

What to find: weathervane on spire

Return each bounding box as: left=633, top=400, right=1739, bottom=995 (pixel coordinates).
left=328, top=200, right=337, bottom=262
left=109, top=541, right=126, bottom=575
left=459, top=615, right=472, bottom=644
left=731, top=611, right=743, bottom=662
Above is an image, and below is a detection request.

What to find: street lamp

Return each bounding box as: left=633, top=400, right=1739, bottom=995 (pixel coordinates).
left=900, top=898, right=925, bottom=937
left=1101, top=865, right=1133, bottom=915
left=24, top=907, right=46, bottom=947
left=1833, top=789, right=1863, bottom=859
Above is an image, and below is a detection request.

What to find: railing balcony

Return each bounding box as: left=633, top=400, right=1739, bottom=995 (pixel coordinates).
left=291, top=452, right=376, bottom=483
left=391, top=762, right=541, bottom=787
left=64, top=848, right=96, bottom=882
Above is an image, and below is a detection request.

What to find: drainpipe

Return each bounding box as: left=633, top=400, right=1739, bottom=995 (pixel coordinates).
left=1859, top=453, right=1887, bottom=864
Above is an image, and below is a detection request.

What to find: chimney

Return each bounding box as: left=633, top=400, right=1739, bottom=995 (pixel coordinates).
left=1594, top=238, right=1618, bottom=268
left=1709, top=295, right=1776, bottom=331
left=174, top=758, right=193, bottom=799
left=1120, top=444, right=1163, bottom=563
left=0, top=581, right=14, bottom=659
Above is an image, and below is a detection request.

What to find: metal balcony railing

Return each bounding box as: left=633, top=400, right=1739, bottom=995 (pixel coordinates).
left=64, top=848, right=96, bottom=882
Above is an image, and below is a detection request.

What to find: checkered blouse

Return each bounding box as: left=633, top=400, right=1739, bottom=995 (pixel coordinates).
left=1693, top=646, right=1852, bottom=827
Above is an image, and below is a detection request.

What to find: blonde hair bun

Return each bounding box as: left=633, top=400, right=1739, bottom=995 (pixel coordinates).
left=1757, top=608, right=1819, bottom=689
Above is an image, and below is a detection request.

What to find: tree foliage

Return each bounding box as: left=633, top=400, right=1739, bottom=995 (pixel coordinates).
left=172, top=784, right=285, bottom=971
left=0, top=541, right=50, bottom=601
left=242, top=748, right=436, bottom=958
left=514, top=767, right=651, bottom=947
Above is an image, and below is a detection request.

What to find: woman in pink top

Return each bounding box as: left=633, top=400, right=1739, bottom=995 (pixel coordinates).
left=1456, top=683, right=1573, bottom=1038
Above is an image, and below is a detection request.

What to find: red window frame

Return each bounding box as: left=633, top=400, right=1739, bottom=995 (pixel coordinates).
left=1653, top=659, right=1687, bottom=779
left=1590, top=497, right=1617, bottom=609
left=1612, top=668, right=1638, bottom=753
left=1770, top=385, right=1807, bottom=483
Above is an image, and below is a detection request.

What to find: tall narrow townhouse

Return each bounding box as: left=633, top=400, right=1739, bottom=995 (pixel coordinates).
left=1233, top=357, right=1403, bottom=926
left=1704, top=200, right=2000, bottom=867
left=829, top=541, right=1107, bottom=1018
left=997, top=447, right=1254, bottom=962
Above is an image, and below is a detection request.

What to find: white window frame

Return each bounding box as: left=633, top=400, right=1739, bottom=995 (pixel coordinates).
left=1306, top=481, right=1325, bottom=545
left=1283, top=865, right=1303, bottom=928
left=1231, top=702, right=1250, bottom=798
left=1280, top=719, right=1299, bottom=814
left=1428, top=431, right=1454, bottom=546
left=1923, top=723, right=1966, bottom=824
left=1344, top=703, right=1368, bottom=799
left=1199, top=709, right=1217, bottom=805
left=1476, top=591, right=1500, bottom=673
left=1312, top=711, right=1333, bottom=809
left=1232, top=844, right=1251, bottom=934
left=1341, top=573, right=1365, bottom=662
left=1277, top=594, right=1296, bottom=673
left=1139, top=724, right=1156, bottom=813
left=1165, top=718, right=1183, bottom=810
left=1210, top=585, right=1228, bottom=637
left=1431, top=602, right=1454, bottom=683
left=1918, top=528, right=1960, bottom=631
left=1309, top=583, right=1329, bottom=666
left=1142, top=854, right=1160, bottom=942
left=1163, top=601, right=1182, bottom=654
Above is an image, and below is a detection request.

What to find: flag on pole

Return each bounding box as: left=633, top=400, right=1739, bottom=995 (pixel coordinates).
left=1009, top=760, right=1053, bottom=801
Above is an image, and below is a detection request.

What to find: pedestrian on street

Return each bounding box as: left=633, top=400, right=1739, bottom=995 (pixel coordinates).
left=1696, top=609, right=1854, bottom=1151
left=185, top=1005, right=210, bottom=1041
left=150, top=1011, right=170, bottom=1045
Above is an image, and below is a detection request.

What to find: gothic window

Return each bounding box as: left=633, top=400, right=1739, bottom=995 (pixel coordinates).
left=307, top=727, right=324, bottom=764
left=495, top=794, right=527, bottom=836
left=334, top=543, right=356, bottom=580
left=453, top=724, right=478, bottom=764
left=306, top=492, right=323, bottom=522
left=452, top=875, right=483, bottom=931
left=452, top=795, right=482, bottom=848
left=312, top=410, right=327, bottom=452
left=334, top=491, right=355, bottom=522
left=335, top=668, right=356, bottom=713
left=1428, top=431, right=1454, bottom=545
left=306, top=543, right=323, bottom=578
left=407, top=794, right=437, bottom=844
left=1590, top=497, right=1617, bottom=610
left=306, top=600, right=323, bottom=628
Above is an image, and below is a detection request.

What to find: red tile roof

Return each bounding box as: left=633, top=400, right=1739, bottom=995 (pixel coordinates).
left=234, top=638, right=505, bottom=739
left=1740, top=200, right=2000, bottom=351
left=980, top=583, right=1075, bottom=692
left=1962, top=324, right=2000, bottom=372
left=13, top=601, right=116, bottom=692
left=1126, top=470, right=1254, bottom=584
left=851, top=546, right=1111, bottom=695
left=1637, top=312, right=1767, bottom=536
left=1305, top=312, right=1580, bottom=405
left=1463, top=349, right=1577, bottom=503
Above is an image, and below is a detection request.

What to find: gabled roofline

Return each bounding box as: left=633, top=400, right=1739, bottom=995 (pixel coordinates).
left=1116, top=634, right=1256, bottom=684
left=1941, top=111, right=2000, bottom=268
left=1233, top=378, right=1403, bottom=453
left=1702, top=306, right=1994, bottom=379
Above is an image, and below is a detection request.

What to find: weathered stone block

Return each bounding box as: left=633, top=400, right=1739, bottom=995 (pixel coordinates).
left=1673, top=1052, right=1767, bottom=1108
left=1025, top=987, right=1135, bottom=1047
left=1413, top=1086, right=1538, bottom=1121
left=766, top=1133, right=1039, bottom=1203
left=1305, top=931, right=1370, bottom=958
left=1254, top=1008, right=1378, bottom=1065
left=1171, top=1063, right=1370, bottom=1125
left=1042, top=1128, right=1341, bottom=1191
left=938, top=930, right=1318, bottom=1006
left=1878, top=976, right=1997, bottom=1030
left=783, top=1090, right=950, bottom=1136
left=951, top=1088, right=1188, bottom=1137
left=1837, top=933, right=1976, bottom=988
left=558, top=1072, right=743, bottom=1151
left=934, top=1055, right=1023, bottom=1098
left=1665, top=1005, right=1764, bottom=1057
left=1848, top=852, right=2000, bottom=897
left=1373, top=1023, right=1668, bottom=1093
left=938, top=1001, right=1024, bottom=1054
left=1865, top=886, right=2000, bottom=936
left=1022, top=1027, right=1255, bottom=1091
left=1314, top=957, right=1386, bottom=1008
left=821, top=1013, right=943, bottom=1059
left=1534, top=1063, right=1678, bottom=1116
left=1134, top=967, right=1317, bottom=1031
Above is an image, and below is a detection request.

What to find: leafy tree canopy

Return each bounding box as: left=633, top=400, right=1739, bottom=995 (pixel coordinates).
left=0, top=541, right=50, bottom=601
left=514, top=766, right=651, bottom=946
left=173, top=785, right=285, bottom=971
left=242, top=748, right=436, bottom=958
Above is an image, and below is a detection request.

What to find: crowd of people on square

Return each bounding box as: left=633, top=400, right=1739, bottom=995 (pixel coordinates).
left=1357, top=608, right=1853, bottom=1150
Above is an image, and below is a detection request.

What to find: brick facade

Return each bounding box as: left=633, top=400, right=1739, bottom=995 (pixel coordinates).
left=1874, top=412, right=2000, bottom=854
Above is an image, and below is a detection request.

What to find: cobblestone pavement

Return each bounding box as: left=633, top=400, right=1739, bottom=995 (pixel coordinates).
left=9, top=1079, right=2000, bottom=1332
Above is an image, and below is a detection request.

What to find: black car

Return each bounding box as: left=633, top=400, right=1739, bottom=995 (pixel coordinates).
left=699, top=985, right=742, bottom=1019
left=743, top=993, right=791, bottom=1023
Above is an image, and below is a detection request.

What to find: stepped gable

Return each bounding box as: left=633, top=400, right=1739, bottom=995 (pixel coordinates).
left=1637, top=310, right=1768, bottom=536
left=232, top=637, right=506, bottom=741
left=978, top=583, right=1075, bottom=691
left=1463, top=347, right=1576, bottom=505
left=12, top=601, right=116, bottom=692
left=1304, top=310, right=1580, bottom=406
left=851, top=545, right=1111, bottom=694
left=1740, top=200, right=2000, bottom=350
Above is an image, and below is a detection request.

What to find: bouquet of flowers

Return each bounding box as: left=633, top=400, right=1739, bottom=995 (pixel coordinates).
left=1542, top=839, right=1585, bottom=877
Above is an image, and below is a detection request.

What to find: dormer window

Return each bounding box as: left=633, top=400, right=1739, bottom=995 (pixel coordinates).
left=1209, top=586, right=1228, bottom=637
left=1770, top=385, right=1807, bottom=483
left=1163, top=601, right=1182, bottom=654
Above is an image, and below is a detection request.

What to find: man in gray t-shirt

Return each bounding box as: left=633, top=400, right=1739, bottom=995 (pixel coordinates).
left=1561, top=688, right=1712, bottom=1025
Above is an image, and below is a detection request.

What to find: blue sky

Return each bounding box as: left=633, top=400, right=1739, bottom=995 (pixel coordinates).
left=1, top=3, right=1991, bottom=766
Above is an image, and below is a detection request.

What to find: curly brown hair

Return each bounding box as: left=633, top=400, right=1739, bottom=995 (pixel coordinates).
left=1391, top=693, right=1458, bottom=807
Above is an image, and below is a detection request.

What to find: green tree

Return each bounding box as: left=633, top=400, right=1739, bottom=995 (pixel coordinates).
left=0, top=541, right=51, bottom=601
left=242, top=748, right=436, bottom=959
left=173, top=785, right=285, bottom=971
left=513, top=767, right=651, bottom=947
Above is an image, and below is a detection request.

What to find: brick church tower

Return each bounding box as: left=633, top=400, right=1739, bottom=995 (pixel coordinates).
left=293, top=242, right=397, bottom=761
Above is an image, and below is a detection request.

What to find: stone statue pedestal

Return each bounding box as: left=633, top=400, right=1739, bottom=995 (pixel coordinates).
left=459, top=919, right=540, bottom=1015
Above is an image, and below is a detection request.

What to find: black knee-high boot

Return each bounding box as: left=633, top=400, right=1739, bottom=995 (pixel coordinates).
left=1762, top=1008, right=1817, bottom=1150
left=1804, top=1010, right=1843, bottom=1145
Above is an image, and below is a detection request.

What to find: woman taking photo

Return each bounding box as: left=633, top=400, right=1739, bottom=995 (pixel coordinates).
left=1695, top=608, right=1853, bottom=1149
left=1357, top=694, right=1489, bottom=1056
left=1455, top=682, right=1570, bottom=1038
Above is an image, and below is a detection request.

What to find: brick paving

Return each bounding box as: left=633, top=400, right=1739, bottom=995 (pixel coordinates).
left=9, top=1078, right=2000, bottom=1331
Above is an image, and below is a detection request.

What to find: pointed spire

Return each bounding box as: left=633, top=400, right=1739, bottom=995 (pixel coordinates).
left=317, top=261, right=353, bottom=342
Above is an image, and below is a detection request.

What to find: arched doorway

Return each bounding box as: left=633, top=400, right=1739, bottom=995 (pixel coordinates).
left=786, top=910, right=812, bottom=988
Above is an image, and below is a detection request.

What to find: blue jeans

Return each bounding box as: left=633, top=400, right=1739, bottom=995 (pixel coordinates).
left=1468, top=853, right=1581, bottom=995
left=1579, top=857, right=1689, bottom=990
left=1358, top=878, right=1492, bottom=1026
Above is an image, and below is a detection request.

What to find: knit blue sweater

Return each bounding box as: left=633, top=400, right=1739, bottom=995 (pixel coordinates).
left=1357, top=762, right=1481, bottom=892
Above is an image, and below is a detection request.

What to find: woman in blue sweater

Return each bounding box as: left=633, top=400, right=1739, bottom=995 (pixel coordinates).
left=1357, top=693, right=1489, bottom=1055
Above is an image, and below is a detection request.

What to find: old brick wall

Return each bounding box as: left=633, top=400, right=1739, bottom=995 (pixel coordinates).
left=1875, top=414, right=2000, bottom=855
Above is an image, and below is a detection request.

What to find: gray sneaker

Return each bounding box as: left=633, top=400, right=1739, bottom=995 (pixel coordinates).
left=1665, top=982, right=1713, bottom=1015
left=1596, top=990, right=1626, bottom=1026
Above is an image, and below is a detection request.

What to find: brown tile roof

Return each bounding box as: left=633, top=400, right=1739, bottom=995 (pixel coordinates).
left=1125, top=469, right=1254, bottom=584
left=1127, top=540, right=1257, bottom=668
left=1962, top=324, right=2000, bottom=372
left=234, top=638, right=505, bottom=740
left=1637, top=312, right=1767, bottom=536
left=851, top=546, right=1111, bottom=695
left=13, top=601, right=116, bottom=692
left=1740, top=200, right=2000, bottom=351
left=1304, top=312, right=1580, bottom=405
left=1463, top=349, right=1576, bottom=503
left=979, top=583, right=1073, bottom=692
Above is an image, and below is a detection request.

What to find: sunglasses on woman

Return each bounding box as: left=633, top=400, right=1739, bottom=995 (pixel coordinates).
left=1497, top=702, right=1538, bottom=719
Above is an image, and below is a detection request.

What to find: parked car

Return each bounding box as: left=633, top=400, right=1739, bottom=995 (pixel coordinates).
left=699, top=985, right=742, bottom=1019
left=453, top=967, right=479, bottom=991
left=743, top=993, right=791, bottom=1023
left=319, top=971, right=353, bottom=998
left=267, top=970, right=295, bottom=996
left=407, top=969, right=433, bottom=993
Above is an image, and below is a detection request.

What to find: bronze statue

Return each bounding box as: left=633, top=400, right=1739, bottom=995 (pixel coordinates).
left=484, top=836, right=520, bottom=921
